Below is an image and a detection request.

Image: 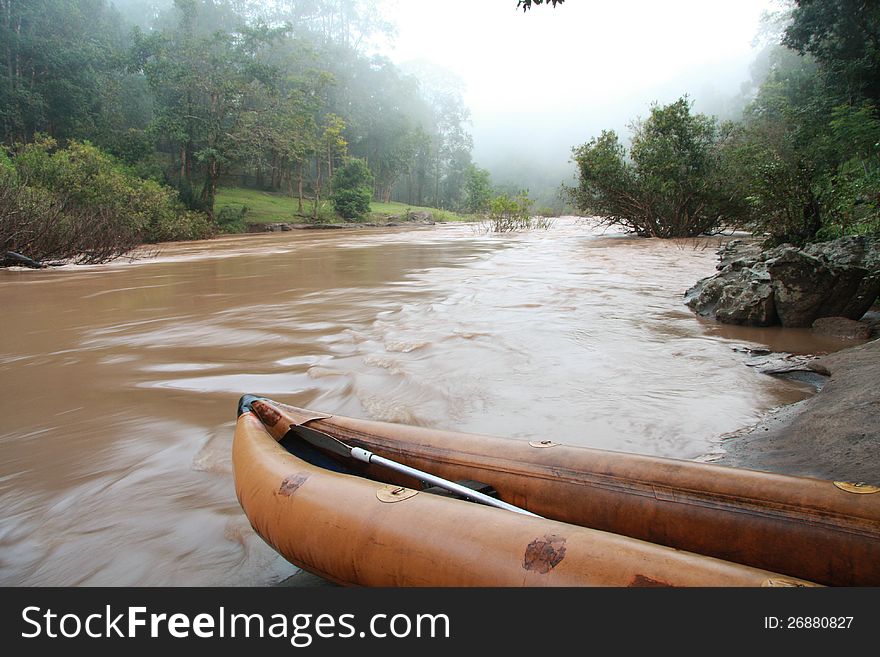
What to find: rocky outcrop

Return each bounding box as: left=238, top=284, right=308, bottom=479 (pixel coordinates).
left=685, top=236, right=880, bottom=327
left=716, top=338, right=880, bottom=485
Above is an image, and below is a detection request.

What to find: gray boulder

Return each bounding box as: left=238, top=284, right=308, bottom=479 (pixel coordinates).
left=685, top=236, right=880, bottom=328
left=811, top=317, right=872, bottom=340
left=684, top=262, right=777, bottom=326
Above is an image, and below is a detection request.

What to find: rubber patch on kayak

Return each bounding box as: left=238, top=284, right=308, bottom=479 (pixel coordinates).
left=279, top=474, right=309, bottom=496
left=628, top=574, right=670, bottom=587
left=253, top=400, right=282, bottom=428
left=523, top=534, right=566, bottom=574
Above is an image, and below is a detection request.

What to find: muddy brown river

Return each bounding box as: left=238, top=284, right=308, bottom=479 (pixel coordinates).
left=0, top=219, right=853, bottom=585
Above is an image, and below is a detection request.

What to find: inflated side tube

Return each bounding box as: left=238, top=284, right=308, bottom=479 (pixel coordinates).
left=233, top=410, right=817, bottom=587
left=240, top=396, right=880, bottom=586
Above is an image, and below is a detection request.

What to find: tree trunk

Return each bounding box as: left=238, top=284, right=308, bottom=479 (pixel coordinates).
left=802, top=194, right=822, bottom=242
left=327, top=145, right=333, bottom=182
left=312, top=155, right=322, bottom=220
left=200, top=158, right=219, bottom=219
left=297, top=161, right=304, bottom=213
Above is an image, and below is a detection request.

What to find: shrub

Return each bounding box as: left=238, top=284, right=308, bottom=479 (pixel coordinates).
left=2, top=137, right=213, bottom=263
left=15, top=137, right=211, bottom=242
left=330, top=159, right=373, bottom=220
left=216, top=205, right=250, bottom=234
left=486, top=191, right=535, bottom=232
left=0, top=174, right=141, bottom=264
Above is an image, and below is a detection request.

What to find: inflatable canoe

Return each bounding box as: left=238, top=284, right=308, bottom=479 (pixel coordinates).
left=232, top=396, right=830, bottom=587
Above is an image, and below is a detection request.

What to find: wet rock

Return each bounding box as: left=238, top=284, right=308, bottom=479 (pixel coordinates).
left=405, top=210, right=434, bottom=223
left=715, top=239, right=764, bottom=271
left=717, top=338, right=880, bottom=485
left=767, top=246, right=877, bottom=326
left=684, top=256, right=777, bottom=326
left=263, top=222, right=290, bottom=232
left=742, top=351, right=829, bottom=390
left=811, top=317, right=872, bottom=340
left=685, top=236, right=880, bottom=328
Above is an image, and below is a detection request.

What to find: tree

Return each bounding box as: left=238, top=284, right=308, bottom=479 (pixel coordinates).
left=717, top=41, right=880, bottom=244
left=393, top=60, right=475, bottom=210
left=0, top=0, right=130, bottom=145
left=569, top=97, right=725, bottom=237
left=138, top=0, right=279, bottom=216
left=263, top=0, right=396, bottom=53
left=517, top=0, right=564, bottom=10
left=783, top=0, right=880, bottom=105
left=463, top=165, right=492, bottom=213
left=330, top=158, right=373, bottom=220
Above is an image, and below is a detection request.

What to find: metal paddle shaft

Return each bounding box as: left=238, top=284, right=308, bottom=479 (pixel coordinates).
left=285, top=422, right=541, bottom=518
left=350, top=447, right=542, bottom=518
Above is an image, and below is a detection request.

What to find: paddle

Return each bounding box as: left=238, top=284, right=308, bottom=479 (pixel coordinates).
left=286, top=422, right=542, bottom=518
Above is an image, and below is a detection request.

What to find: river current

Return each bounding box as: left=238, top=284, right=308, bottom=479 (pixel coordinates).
left=0, top=218, right=850, bottom=585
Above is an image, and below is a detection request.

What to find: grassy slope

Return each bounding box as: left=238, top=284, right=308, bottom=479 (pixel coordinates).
left=215, top=187, right=470, bottom=226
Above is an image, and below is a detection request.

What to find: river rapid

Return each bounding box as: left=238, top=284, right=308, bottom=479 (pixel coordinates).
left=0, top=218, right=851, bottom=585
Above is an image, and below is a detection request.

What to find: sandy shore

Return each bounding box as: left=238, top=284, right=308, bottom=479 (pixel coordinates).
left=717, top=335, right=880, bottom=486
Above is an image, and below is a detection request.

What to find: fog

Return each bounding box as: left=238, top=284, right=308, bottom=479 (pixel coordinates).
left=107, top=0, right=779, bottom=206
left=381, top=0, right=777, bottom=200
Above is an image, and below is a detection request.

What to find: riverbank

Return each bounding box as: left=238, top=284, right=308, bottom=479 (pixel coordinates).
left=214, top=187, right=473, bottom=233
left=717, top=332, right=880, bottom=486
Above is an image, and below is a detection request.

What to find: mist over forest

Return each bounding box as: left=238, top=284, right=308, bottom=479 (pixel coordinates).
left=2, top=0, right=878, bottom=262
left=0, top=0, right=771, bottom=214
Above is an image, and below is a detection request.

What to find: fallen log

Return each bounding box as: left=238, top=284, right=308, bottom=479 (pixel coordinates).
left=2, top=251, right=46, bottom=269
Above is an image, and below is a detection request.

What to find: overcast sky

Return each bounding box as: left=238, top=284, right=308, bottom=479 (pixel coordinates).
left=379, top=0, right=778, bottom=177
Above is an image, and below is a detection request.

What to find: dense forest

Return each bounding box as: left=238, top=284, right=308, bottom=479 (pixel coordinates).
left=0, top=0, right=495, bottom=262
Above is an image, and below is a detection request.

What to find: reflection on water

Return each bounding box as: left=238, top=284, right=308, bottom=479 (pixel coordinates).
left=0, top=219, right=859, bottom=585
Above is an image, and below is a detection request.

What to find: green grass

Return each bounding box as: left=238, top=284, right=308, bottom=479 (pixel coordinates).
left=214, top=187, right=313, bottom=224
left=367, top=201, right=471, bottom=223
left=214, top=187, right=472, bottom=228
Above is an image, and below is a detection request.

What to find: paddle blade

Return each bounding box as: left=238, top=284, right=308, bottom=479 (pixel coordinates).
left=284, top=423, right=354, bottom=460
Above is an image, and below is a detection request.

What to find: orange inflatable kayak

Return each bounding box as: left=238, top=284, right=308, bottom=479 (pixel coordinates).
left=233, top=395, right=829, bottom=587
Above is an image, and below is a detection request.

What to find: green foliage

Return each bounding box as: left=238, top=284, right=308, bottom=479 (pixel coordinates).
left=820, top=103, right=880, bottom=237
left=0, top=0, right=132, bottom=144
left=216, top=204, right=250, bottom=234
left=783, top=0, right=880, bottom=105
left=1, top=0, right=483, bottom=248
left=463, top=165, right=493, bottom=213
left=139, top=2, right=285, bottom=214
left=2, top=136, right=211, bottom=263
left=716, top=41, right=880, bottom=245
left=330, top=158, right=374, bottom=220
left=569, top=98, right=726, bottom=238
left=486, top=190, right=535, bottom=232
left=369, top=200, right=467, bottom=224
left=561, top=6, right=880, bottom=246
